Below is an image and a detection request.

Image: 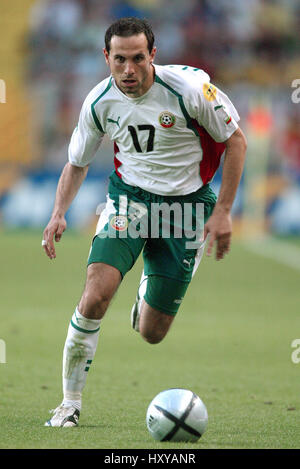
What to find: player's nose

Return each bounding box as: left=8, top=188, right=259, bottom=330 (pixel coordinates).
left=124, top=60, right=136, bottom=75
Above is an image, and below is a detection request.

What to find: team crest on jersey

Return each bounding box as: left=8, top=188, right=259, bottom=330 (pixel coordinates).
left=110, top=215, right=128, bottom=231
left=159, top=111, right=176, bottom=128
left=203, top=83, right=217, bottom=102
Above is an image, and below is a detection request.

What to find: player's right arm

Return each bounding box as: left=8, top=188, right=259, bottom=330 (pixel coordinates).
left=42, top=163, right=88, bottom=259
left=42, top=82, right=105, bottom=259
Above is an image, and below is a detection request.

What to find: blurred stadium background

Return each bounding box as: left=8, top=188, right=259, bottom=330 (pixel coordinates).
left=1, top=0, right=300, bottom=237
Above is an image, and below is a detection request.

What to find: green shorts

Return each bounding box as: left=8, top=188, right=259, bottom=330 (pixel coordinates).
left=88, top=171, right=217, bottom=315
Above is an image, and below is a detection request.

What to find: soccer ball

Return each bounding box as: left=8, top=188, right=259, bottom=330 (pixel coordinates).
left=146, top=388, right=208, bottom=442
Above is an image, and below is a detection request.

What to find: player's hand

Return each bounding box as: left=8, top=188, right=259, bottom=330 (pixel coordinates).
left=204, top=208, right=232, bottom=261
left=42, top=216, right=67, bottom=259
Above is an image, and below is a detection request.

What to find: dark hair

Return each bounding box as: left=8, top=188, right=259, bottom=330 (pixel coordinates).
left=105, top=17, right=155, bottom=54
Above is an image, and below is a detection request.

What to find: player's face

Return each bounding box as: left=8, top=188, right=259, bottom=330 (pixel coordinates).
left=103, top=33, right=156, bottom=98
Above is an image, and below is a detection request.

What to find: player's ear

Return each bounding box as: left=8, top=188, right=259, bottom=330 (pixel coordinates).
left=150, top=46, right=157, bottom=63
left=103, top=48, right=110, bottom=65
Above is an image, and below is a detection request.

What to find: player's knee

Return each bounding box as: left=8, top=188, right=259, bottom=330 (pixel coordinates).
left=79, top=263, right=120, bottom=319
left=79, top=290, right=111, bottom=319
left=141, top=333, right=164, bottom=344
left=138, top=308, right=174, bottom=344
left=140, top=328, right=167, bottom=345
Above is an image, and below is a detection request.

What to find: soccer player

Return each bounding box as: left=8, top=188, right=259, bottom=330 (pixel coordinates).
left=42, top=17, right=247, bottom=427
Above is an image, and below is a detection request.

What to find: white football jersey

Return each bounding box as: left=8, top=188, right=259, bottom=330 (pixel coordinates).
left=68, top=64, right=240, bottom=195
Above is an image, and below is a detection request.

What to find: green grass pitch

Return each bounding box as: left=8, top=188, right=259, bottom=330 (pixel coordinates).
left=0, top=230, right=299, bottom=449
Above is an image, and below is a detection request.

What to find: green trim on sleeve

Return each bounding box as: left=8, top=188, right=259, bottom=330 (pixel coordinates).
left=91, top=77, right=113, bottom=133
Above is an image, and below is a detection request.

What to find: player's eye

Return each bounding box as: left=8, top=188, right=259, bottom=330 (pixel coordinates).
left=115, top=56, right=125, bottom=64
left=134, top=55, right=145, bottom=63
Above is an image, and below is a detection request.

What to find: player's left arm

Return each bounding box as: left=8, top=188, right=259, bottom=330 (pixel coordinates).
left=204, top=127, right=247, bottom=260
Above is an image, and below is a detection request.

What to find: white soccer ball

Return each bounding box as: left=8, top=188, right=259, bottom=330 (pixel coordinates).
left=146, top=388, right=208, bottom=442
